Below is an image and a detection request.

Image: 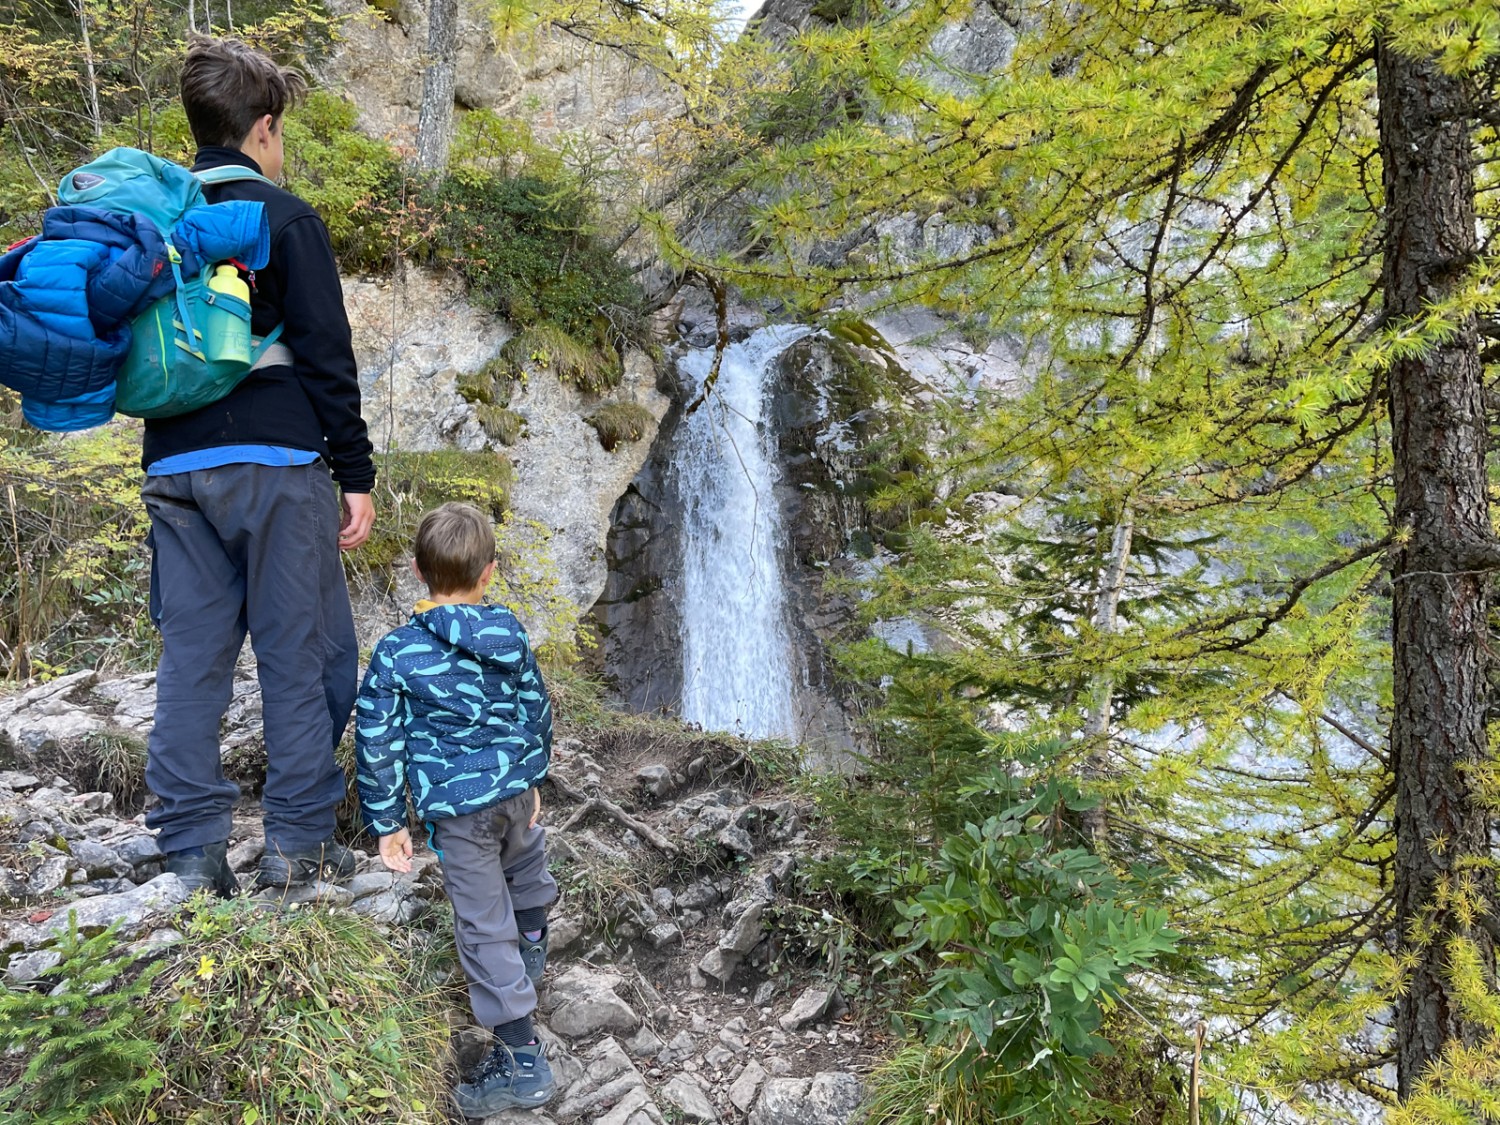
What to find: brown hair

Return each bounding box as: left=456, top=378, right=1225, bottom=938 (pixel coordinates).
left=414, top=503, right=496, bottom=595
left=179, top=35, right=307, bottom=148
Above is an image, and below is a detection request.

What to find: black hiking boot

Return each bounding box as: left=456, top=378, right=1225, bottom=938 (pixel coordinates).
left=454, top=1040, right=554, bottom=1117
left=165, top=841, right=239, bottom=898
left=254, top=839, right=357, bottom=890
left=519, top=926, right=548, bottom=985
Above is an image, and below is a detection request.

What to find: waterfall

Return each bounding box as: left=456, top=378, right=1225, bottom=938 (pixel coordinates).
left=674, top=325, right=812, bottom=739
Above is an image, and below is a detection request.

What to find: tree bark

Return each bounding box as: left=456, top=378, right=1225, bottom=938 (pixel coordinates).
left=1082, top=506, right=1132, bottom=844
left=1377, top=41, right=1498, bottom=1098
left=415, top=0, right=459, bottom=174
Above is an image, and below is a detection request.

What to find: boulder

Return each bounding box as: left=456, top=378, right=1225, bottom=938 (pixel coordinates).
left=547, top=966, right=642, bottom=1038
left=662, top=1073, right=718, bottom=1122
left=748, top=1073, right=864, bottom=1125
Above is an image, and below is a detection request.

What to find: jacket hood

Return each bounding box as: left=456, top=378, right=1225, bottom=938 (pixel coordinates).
left=410, top=602, right=526, bottom=666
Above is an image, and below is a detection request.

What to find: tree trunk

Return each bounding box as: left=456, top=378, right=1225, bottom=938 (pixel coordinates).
left=1377, top=41, right=1498, bottom=1098
left=1082, top=506, right=1132, bottom=844
left=415, top=0, right=459, bottom=174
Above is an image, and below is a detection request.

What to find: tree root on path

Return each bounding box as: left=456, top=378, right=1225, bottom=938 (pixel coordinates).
left=547, top=774, right=680, bottom=856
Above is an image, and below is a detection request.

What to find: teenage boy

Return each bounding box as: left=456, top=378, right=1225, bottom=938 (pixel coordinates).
left=147, top=36, right=375, bottom=895
left=356, top=502, right=557, bottom=1115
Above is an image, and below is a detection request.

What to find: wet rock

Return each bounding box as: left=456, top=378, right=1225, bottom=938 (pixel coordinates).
left=779, top=987, right=835, bottom=1031
left=547, top=966, right=642, bottom=1038
left=731, top=1059, right=769, bottom=1114
left=662, top=1074, right=718, bottom=1122
left=749, top=1073, right=864, bottom=1125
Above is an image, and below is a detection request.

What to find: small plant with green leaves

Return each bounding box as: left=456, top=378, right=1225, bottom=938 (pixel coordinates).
left=0, top=917, right=165, bottom=1125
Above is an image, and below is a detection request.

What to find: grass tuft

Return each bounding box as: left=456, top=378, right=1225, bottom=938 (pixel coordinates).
left=501, top=323, right=622, bottom=394
left=585, top=402, right=656, bottom=452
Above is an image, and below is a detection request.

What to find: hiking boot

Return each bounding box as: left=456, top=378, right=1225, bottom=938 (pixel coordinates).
left=519, top=926, right=548, bottom=986
left=255, top=839, right=357, bottom=890
left=166, top=842, right=239, bottom=899
left=454, top=1040, right=554, bottom=1117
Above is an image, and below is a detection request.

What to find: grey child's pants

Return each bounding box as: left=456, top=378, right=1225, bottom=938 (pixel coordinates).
left=432, top=788, right=559, bottom=1028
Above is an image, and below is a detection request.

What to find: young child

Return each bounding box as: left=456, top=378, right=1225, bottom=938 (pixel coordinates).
left=355, top=502, right=557, bottom=1115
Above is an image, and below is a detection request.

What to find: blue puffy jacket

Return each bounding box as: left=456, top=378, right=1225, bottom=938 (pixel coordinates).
left=355, top=602, right=553, bottom=837
left=0, top=200, right=270, bottom=430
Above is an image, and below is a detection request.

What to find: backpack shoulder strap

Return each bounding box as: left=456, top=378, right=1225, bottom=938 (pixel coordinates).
left=192, top=166, right=280, bottom=188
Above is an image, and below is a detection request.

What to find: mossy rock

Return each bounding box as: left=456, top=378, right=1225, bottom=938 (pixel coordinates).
left=500, top=323, right=622, bottom=395
left=477, top=405, right=527, bottom=446
left=586, top=402, right=655, bottom=452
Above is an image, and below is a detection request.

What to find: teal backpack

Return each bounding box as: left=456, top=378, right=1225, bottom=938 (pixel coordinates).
left=57, top=148, right=287, bottom=419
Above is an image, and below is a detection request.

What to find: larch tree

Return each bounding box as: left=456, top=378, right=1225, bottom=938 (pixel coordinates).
left=641, top=0, right=1500, bottom=1116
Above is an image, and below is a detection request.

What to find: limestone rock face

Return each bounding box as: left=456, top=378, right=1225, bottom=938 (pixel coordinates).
left=319, top=0, right=678, bottom=168
left=344, top=267, right=670, bottom=648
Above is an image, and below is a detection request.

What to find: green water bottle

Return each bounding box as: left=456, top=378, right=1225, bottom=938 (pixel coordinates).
left=203, top=263, right=252, bottom=367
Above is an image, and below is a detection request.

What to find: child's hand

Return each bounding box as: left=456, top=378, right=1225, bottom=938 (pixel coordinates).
left=379, top=828, right=413, bottom=873
left=530, top=788, right=542, bottom=829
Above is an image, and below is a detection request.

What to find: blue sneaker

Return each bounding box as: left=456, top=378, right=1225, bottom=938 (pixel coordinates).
left=454, top=1040, right=554, bottom=1117
left=519, top=927, right=548, bottom=985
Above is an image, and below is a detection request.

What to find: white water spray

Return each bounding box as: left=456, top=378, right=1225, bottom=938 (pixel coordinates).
left=675, top=325, right=811, bottom=739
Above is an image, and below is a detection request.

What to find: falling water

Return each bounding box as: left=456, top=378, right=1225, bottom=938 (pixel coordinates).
left=674, top=325, right=812, bottom=739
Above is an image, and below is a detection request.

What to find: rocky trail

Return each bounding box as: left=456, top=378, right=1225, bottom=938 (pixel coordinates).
left=0, top=670, right=880, bottom=1125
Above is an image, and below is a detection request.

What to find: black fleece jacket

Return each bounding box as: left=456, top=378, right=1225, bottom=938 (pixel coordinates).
left=140, top=147, right=375, bottom=493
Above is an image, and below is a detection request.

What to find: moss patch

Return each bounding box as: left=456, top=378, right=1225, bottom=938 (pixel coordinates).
left=586, top=402, right=655, bottom=452
left=499, top=323, right=622, bottom=395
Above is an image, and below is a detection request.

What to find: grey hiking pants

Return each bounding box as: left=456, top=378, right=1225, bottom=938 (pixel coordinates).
left=142, top=461, right=357, bottom=854
left=431, top=789, right=558, bottom=1028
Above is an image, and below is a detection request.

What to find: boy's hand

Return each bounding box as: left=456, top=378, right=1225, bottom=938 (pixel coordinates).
left=340, top=492, right=375, bottom=551
left=378, top=828, right=413, bottom=873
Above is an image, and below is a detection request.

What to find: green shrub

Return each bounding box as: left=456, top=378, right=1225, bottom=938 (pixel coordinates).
left=282, top=91, right=407, bottom=270
left=0, top=899, right=451, bottom=1124
left=359, top=449, right=514, bottom=574
left=423, top=172, right=646, bottom=349
left=0, top=410, right=156, bottom=679
left=0, top=918, right=164, bottom=1125
left=586, top=401, right=655, bottom=451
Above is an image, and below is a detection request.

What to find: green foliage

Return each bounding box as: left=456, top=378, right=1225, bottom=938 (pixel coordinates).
left=150, top=899, right=448, bottom=1122
left=423, top=172, right=645, bottom=355
left=358, top=448, right=513, bottom=575
left=0, top=918, right=164, bottom=1125
left=498, top=323, right=622, bottom=393
left=0, top=410, right=156, bottom=678
left=281, top=91, right=406, bottom=270
left=0, top=898, right=452, bottom=1124
left=477, top=405, right=527, bottom=445
left=888, top=770, right=1177, bottom=1117
left=586, top=401, right=655, bottom=451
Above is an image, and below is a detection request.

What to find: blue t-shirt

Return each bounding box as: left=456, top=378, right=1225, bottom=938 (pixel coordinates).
left=146, top=445, right=320, bottom=475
